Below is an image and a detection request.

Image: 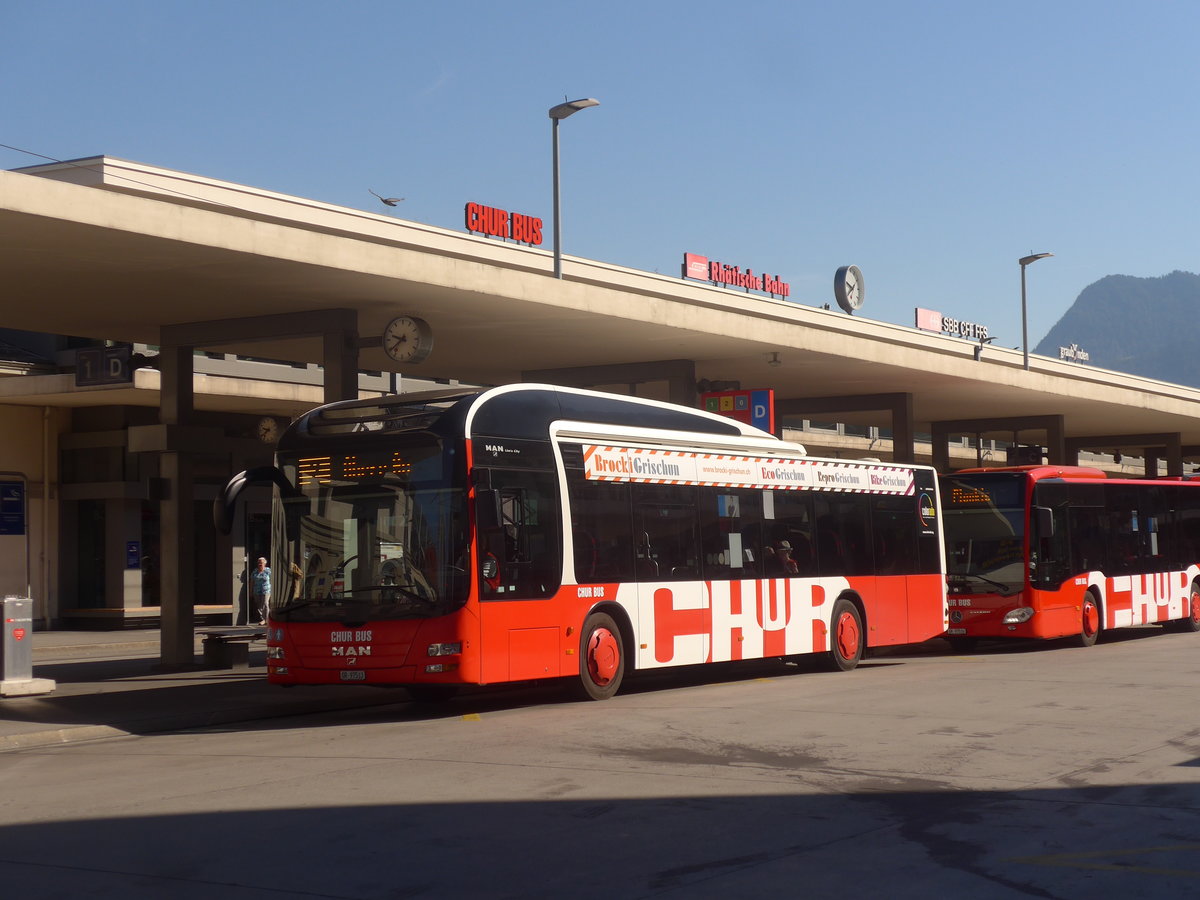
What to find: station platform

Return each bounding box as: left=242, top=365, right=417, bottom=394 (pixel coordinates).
left=0, top=628, right=404, bottom=752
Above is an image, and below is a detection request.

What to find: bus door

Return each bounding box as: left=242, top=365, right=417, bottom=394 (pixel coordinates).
left=476, top=468, right=563, bottom=683
left=632, top=485, right=708, bottom=669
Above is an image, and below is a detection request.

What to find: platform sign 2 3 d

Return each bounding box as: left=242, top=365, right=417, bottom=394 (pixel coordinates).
left=700, top=389, right=775, bottom=435
left=0, top=481, right=25, bottom=536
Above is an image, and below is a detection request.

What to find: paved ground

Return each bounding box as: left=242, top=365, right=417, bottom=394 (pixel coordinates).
left=2, top=625, right=1199, bottom=897
left=0, top=628, right=403, bottom=752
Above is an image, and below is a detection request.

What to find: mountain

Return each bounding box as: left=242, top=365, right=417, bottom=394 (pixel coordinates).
left=1034, top=271, right=1200, bottom=386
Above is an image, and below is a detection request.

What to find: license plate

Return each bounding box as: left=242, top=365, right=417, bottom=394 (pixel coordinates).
left=946, top=628, right=967, bottom=635
left=339, top=670, right=366, bottom=681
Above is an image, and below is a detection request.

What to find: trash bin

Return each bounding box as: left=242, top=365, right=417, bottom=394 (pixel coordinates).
left=1, top=596, right=55, bottom=697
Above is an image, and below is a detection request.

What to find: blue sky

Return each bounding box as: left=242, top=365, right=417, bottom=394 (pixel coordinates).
left=4, top=1, right=1197, bottom=348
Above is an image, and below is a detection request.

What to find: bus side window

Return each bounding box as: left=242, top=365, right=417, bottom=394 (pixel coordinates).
left=565, top=478, right=633, bottom=582
left=767, top=491, right=816, bottom=577
left=698, top=488, right=763, bottom=580
left=815, top=496, right=871, bottom=577
left=872, top=496, right=917, bottom=575
left=633, top=484, right=699, bottom=581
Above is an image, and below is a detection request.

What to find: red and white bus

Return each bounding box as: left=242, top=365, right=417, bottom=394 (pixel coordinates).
left=941, top=465, right=1200, bottom=648
left=216, top=385, right=947, bottom=700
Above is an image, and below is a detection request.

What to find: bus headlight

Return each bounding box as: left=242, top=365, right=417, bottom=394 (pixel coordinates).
left=1003, top=607, right=1034, bottom=624
left=428, top=642, right=462, bottom=657
left=267, top=646, right=286, bottom=659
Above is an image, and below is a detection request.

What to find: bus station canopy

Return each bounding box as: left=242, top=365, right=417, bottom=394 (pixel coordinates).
left=3, top=156, right=1200, bottom=446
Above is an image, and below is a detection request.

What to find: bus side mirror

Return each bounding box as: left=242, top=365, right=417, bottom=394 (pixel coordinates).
left=1034, top=506, right=1054, bottom=538
left=476, top=488, right=503, bottom=532
left=213, top=466, right=299, bottom=537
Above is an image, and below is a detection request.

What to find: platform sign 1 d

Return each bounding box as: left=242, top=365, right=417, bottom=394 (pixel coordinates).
left=700, top=389, right=775, bottom=435
left=75, top=346, right=133, bottom=386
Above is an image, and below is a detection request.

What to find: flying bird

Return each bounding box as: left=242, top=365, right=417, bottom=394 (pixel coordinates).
left=370, top=189, right=404, bottom=207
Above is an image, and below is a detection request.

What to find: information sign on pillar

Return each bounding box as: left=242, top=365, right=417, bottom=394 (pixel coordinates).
left=700, top=389, right=775, bottom=435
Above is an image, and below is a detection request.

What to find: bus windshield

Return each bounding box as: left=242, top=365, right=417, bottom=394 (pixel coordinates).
left=271, top=439, right=469, bottom=622
left=940, top=472, right=1027, bottom=592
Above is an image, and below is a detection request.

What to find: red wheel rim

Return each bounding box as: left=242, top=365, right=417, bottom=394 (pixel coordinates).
left=835, top=611, right=860, bottom=660
left=1191, top=591, right=1200, bottom=623
left=587, top=627, right=620, bottom=685
left=1082, top=598, right=1100, bottom=636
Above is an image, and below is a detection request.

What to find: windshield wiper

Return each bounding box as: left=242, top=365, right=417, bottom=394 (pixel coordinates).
left=276, top=598, right=339, bottom=612
left=340, top=584, right=437, bottom=604
left=949, top=572, right=1015, bottom=595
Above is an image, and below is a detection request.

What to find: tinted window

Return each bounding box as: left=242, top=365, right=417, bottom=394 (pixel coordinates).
left=568, top=478, right=634, bottom=582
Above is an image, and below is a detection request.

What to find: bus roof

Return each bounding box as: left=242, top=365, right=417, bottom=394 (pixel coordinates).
left=283, top=383, right=776, bottom=447
left=947, top=465, right=1109, bottom=480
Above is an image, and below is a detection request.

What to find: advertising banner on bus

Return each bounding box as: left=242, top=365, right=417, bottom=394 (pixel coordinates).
left=582, top=445, right=914, bottom=494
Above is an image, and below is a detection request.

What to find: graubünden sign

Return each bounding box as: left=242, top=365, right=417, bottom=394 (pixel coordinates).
left=682, top=252, right=790, bottom=299
left=464, top=202, right=543, bottom=245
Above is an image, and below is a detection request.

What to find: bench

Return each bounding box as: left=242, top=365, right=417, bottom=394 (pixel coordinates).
left=197, top=626, right=267, bottom=669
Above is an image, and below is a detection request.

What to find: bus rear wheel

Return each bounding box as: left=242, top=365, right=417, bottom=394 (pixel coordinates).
left=575, top=612, right=625, bottom=701
left=827, top=599, right=864, bottom=672
left=1170, top=586, right=1200, bottom=633
left=1078, top=593, right=1101, bottom=648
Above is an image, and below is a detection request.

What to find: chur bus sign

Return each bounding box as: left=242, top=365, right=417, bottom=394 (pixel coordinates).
left=464, top=201, right=543, bottom=246
left=683, top=253, right=790, bottom=299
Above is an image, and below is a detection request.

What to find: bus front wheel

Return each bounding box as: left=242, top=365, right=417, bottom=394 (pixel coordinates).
left=827, top=599, right=864, bottom=672
left=575, top=612, right=625, bottom=701
left=1078, top=593, right=1101, bottom=648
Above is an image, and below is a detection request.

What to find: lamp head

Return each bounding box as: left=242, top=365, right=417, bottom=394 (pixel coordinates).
left=549, top=97, right=600, bottom=119
left=1019, top=252, right=1053, bottom=267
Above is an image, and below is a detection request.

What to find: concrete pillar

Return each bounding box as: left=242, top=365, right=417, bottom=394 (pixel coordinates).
left=158, top=344, right=195, bottom=668
left=890, top=394, right=915, bottom=464
left=324, top=325, right=360, bottom=404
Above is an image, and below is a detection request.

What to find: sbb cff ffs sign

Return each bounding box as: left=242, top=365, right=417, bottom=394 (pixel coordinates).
left=464, top=202, right=543, bottom=245
left=701, top=389, right=775, bottom=435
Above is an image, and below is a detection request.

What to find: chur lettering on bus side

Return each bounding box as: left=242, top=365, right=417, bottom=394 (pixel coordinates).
left=646, top=580, right=845, bottom=665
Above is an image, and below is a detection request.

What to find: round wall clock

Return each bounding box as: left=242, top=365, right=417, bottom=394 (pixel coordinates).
left=383, top=315, right=434, bottom=364
left=257, top=416, right=279, bottom=444
left=834, top=265, right=865, bottom=314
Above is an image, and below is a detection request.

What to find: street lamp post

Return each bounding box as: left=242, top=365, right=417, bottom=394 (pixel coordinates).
left=1019, top=252, right=1053, bottom=370
left=549, top=97, right=599, bottom=279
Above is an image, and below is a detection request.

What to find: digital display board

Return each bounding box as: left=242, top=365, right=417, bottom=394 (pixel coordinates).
left=296, top=452, right=415, bottom=485
left=942, top=475, right=1024, bottom=509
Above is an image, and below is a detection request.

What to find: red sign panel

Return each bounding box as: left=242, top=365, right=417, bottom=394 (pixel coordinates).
left=683, top=252, right=708, bottom=280
left=915, top=307, right=943, bottom=332
left=465, top=202, right=543, bottom=246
